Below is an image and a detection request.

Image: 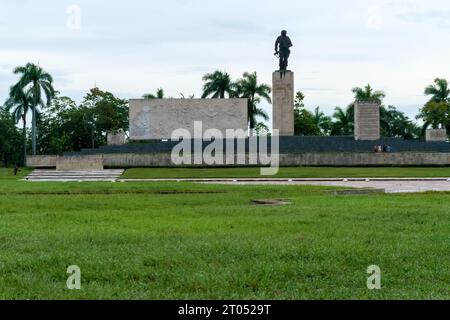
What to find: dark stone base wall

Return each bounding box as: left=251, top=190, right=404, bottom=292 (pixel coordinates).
left=102, top=153, right=450, bottom=167
left=27, top=152, right=450, bottom=168
left=28, top=137, right=450, bottom=168
left=64, top=137, right=450, bottom=156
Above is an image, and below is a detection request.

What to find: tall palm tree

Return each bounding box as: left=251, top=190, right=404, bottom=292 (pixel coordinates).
left=424, top=78, right=450, bottom=104
left=352, top=84, right=386, bottom=104
left=12, top=63, right=55, bottom=155
left=201, top=71, right=236, bottom=99
left=4, top=88, right=33, bottom=165
left=143, top=88, right=164, bottom=99
left=235, top=72, right=271, bottom=131
left=331, top=106, right=354, bottom=136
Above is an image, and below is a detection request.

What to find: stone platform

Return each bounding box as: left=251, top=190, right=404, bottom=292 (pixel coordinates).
left=63, top=136, right=450, bottom=155
left=26, top=136, right=450, bottom=168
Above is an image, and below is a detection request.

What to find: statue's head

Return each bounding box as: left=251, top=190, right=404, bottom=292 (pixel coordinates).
left=281, top=30, right=287, bottom=36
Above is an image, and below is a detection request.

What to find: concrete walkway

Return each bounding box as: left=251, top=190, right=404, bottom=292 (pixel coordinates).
left=118, top=177, right=450, bottom=194
left=24, top=171, right=450, bottom=193
left=200, top=179, right=450, bottom=194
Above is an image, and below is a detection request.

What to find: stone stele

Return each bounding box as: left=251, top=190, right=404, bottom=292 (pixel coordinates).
left=272, top=71, right=294, bottom=136
left=129, top=99, right=248, bottom=140
left=354, top=102, right=380, bottom=141
left=425, top=129, right=448, bottom=142
left=107, top=129, right=126, bottom=145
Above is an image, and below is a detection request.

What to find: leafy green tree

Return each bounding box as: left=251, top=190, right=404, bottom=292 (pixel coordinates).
left=416, top=101, right=450, bottom=134
left=143, top=88, right=165, bottom=99
left=293, top=92, right=321, bottom=136
left=82, top=88, right=129, bottom=133
left=424, top=78, right=450, bottom=104
left=235, top=72, right=271, bottom=131
left=37, top=95, right=84, bottom=154
left=352, top=84, right=386, bottom=104
left=201, top=71, right=236, bottom=99
left=416, top=79, right=450, bottom=136
left=381, top=105, right=420, bottom=139
left=38, top=95, right=100, bottom=153
left=331, top=105, right=354, bottom=136
left=10, top=63, right=55, bottom=155
left=4, top=89, right=33, bottom=165
left=37, top=89, right=129, bottom=154
left=0, top=108, right=22, bottom=167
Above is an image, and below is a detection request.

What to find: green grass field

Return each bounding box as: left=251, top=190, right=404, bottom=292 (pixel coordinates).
left=122, top=167, right=450, bottom=179
left=0, top=168, right=449, bottom=299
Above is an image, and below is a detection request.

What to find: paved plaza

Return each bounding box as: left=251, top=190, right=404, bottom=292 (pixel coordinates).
left=205, top=179, right=450, bottom=193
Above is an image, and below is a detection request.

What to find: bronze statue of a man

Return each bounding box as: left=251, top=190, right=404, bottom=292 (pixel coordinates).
left=275, top=30, right=293, bottom=71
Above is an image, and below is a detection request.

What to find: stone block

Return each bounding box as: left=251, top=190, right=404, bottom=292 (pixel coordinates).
left=354, top=102, right=380, bottom=141
left=56, top=155, right=104, bottom=171
left=425, top=129, right=447, bottom=142
left=26, top=155, right=58, bottom=168
left=272, top=71, right=294, bottom=136
left=107, top=129, right=126, bottom=145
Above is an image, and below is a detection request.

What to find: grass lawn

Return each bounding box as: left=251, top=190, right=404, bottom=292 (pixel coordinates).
left=122, top=167, right=450, bottom=179
left=0, top=167, right=32, bottom=181
left=0, top=169, right=448, bottom=299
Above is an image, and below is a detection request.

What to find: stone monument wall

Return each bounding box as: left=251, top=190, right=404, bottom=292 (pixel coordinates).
left=129, top=99, right=248, bottom=140
left=27, top=152, right=450, bottom=168
left=100, top=152, right=450, bottom=167
left=56, top=155, right=104, bottom=171
left=107, top=129, right=126, bottom=145
left=425, top=129, right=448, bottom=142
left=354, top=102, right=380, bottom=141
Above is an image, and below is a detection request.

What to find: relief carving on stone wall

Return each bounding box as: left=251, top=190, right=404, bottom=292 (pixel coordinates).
left=130, top=99, right=248, bottom=140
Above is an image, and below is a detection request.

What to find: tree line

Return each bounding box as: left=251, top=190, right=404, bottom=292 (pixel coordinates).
left=294, top=80, right=450, bottom=138
left=1, top=63, right=450, bottom=167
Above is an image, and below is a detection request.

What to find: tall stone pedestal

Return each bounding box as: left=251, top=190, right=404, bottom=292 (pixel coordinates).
left=354, top=102, right=380, bottom=141
left=272, top=71, right=294, bottom=136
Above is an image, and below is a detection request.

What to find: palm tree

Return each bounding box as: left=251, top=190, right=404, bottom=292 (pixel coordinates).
left=201, top=71, right=236, bottom=99
left=12, top=63, right=55, bottom=155
left=331, top=105, right=354, bottom=136
left=254, top=122, right=270, bottom=136
left=235, top=72, right=272, bottom=131
left=416, top=101, right=450, bottom=132
left=424, top=78, right=450, bottom=104
left=312, top=107, right=332, bottom=135
left=352, top=84, right=386, bottom=104
left=4, top=88, right=33, bottom=165
left=143, top=88, right=164, bottom=99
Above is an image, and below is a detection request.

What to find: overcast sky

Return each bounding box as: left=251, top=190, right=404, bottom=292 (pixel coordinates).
left=1, top=0, right=450, bottom=125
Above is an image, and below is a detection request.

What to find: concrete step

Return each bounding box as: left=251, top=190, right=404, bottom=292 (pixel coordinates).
left=26, top=169, right=124, bottom=182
